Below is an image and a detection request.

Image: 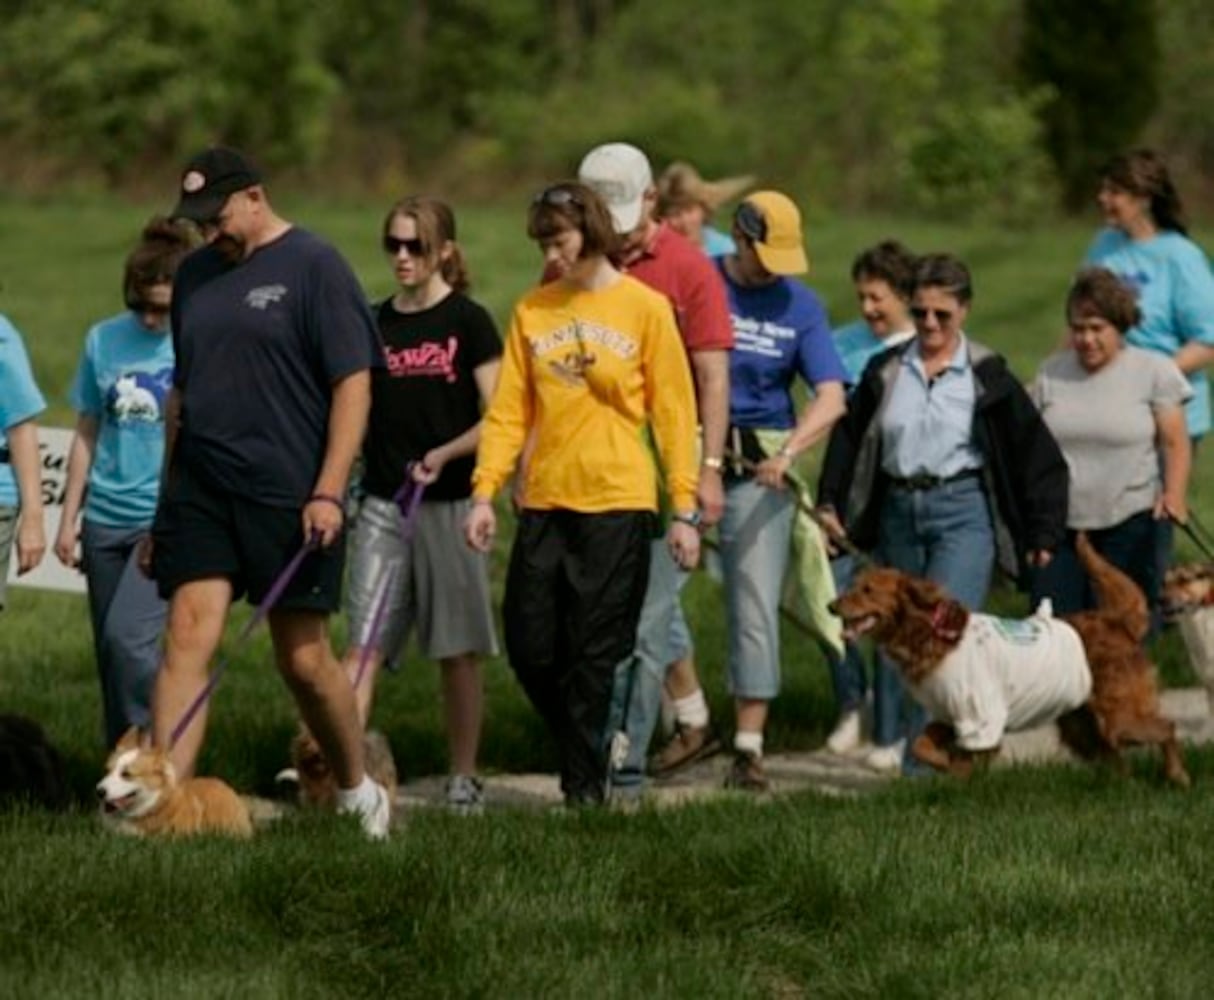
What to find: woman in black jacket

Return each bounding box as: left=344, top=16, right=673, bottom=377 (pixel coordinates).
left=817, top=254, right=1068, bottom=774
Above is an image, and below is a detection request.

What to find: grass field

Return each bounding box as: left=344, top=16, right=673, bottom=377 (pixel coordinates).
left=3, top=194, right=1214, bottom=997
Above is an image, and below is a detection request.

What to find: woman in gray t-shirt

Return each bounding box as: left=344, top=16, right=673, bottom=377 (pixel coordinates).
left=1030, top=266, right=1191, bottom=619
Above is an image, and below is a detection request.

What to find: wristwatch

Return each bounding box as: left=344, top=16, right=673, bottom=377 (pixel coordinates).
left=671, top=510, right=702, bottom=529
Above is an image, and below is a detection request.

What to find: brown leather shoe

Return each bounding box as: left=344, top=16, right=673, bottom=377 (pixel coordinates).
left=723, top=750, right=769, bottom=792
left=648, top=724, right=723, bottom=778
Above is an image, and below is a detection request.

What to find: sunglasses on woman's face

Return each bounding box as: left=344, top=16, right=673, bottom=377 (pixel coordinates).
left=382, top=235, right=426, bottom=256
left=910, top=306, right=955, bottom=324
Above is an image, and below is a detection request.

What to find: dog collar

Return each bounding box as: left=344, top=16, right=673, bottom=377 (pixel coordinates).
left=930, top=601, right=966, bottom=642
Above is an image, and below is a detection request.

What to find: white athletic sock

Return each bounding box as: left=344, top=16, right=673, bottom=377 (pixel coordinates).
left=734, top=730, right=763, bottom=758
left=335, top=775, right=377, bottom=812
left=673, top=690, right=710, bottom=729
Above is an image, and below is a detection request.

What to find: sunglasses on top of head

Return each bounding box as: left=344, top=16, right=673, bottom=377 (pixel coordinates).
left=532, top=186, right=582, bottom=209
left=382, top=235, right=427, bottom=257
left=734, top=200, right=768, bottom=243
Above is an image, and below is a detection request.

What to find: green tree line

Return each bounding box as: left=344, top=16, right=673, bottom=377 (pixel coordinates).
left=0, top=0, right=1206, bottom=219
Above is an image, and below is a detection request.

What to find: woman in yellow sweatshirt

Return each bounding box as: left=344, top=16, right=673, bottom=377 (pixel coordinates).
left=466, top=182, right=700, bottom=805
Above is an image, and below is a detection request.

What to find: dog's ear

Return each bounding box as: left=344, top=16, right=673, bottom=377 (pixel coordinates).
left=900, top=575, right=946, bottom=612
left=116, top=727, right=142, bottom=752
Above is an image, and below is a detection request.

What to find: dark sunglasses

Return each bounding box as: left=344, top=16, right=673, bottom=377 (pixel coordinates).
left=532, top=186, right=582, bottom=209
left=911, top=306, right=955, bottom=323
left=382, top=235, right=426, bottom=256
left=734, top=200, right=768, bottom=243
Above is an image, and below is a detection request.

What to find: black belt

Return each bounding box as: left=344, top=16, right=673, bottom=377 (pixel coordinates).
left=887, top=468, right=981, bottom=491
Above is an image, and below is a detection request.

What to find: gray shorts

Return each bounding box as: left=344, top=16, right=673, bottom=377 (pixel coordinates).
left=0, top=505, right=15, bottom=609
left=345, top=495, right=499, bottom=663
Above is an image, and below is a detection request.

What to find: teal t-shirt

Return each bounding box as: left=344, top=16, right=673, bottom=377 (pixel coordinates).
left=1084, top=227, right=1214, bottom=437
left=832, top=319, right=914, bottom=384
left=0, top=314, right=47, bottom=507
left=68, top=310, right=174, bottom=527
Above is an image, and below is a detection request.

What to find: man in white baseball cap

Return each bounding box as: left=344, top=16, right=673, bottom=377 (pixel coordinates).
left=577, top=142, right=653, bottom=234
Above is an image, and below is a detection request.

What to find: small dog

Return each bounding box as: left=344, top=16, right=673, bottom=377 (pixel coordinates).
left=0, top=713, right=71, bottom=811
left=830, top=534, right=1190, bottom=786
left=97, top=728, right=253, bottom=837
left=290, top=726, right=398, bottom=813
left=1162, top=561, right=1214, bottom=711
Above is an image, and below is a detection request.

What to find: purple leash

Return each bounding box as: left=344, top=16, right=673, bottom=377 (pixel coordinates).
left=168, top=531, right=320, bottom=749
left=350, top=464, right=426, bottom=690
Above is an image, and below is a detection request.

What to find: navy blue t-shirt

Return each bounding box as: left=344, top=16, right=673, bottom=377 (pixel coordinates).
left=171, top=228, right=382, bottom=506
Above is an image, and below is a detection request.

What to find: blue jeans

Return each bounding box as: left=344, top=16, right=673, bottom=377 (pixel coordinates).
left=876, top=477, right=994, bottom=772
left=81, top=520, right=168, bottom=747
left=829, top=554, right=869, bottom=713
left=721, top=477, right=795, bottom=700
left=605, top=538, right=690, bottom=793
left=1029, top=510, right=1161, bottom=629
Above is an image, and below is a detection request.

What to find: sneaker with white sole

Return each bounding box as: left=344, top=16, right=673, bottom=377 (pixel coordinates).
left=445, top=774, right=485, bottom=815
left=864, top=739, right=906, bottom=774
left=826, top=709, right=864, bottom=755
left=338, top=780, right=392, bottom=840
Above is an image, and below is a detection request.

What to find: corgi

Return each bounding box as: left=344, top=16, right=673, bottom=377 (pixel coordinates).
left=97, top=728, right=252, bottom=838
left=290, top=725, right=398, bottom=815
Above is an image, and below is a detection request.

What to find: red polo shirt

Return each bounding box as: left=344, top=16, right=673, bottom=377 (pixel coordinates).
left=625, top=223, right=734, bottom=353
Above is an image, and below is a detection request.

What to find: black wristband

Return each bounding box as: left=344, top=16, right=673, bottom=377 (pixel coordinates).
left=308, top=493, right=346, bottom=517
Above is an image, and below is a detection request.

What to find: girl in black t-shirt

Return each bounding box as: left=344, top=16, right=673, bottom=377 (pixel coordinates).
left=342, top=197, right=502, bottom=813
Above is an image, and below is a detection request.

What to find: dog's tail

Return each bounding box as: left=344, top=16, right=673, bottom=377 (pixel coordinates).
left=1075, top=532, right=1149, bottom=642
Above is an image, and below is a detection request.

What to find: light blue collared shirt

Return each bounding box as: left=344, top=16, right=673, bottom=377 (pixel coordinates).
left=880, top=335, right=984, bottom=478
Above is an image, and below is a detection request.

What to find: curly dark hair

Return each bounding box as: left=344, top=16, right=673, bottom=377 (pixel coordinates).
left=851, top=240, right=917, bottom=300
left=1066, top=267, right=1141, bottom=334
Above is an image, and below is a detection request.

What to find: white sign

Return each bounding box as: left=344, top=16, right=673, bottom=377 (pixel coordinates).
left=6, top=426, right=87, bottom=595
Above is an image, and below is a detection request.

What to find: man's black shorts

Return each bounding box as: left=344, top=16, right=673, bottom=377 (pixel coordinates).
left=152, top=461, right=345, bottom=612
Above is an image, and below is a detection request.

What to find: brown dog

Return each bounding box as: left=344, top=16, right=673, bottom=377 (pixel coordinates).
left=1162, top=562, right=1214, bottom=712
left=290, top=726, right=398, bottom=813
left=830, top=535, right=1190, bottom=786
left=97, top=728, right=253, bottom=837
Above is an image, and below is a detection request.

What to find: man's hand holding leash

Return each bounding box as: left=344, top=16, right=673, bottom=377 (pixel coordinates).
left=305, top=492, right=346, bottom=548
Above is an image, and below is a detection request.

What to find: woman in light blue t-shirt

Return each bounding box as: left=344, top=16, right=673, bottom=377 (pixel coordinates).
left=54, top=217, right=196, bottom=747
left=0, top=314, right=48, bottom=606
left=1084, top=149, right=1214, bottom=606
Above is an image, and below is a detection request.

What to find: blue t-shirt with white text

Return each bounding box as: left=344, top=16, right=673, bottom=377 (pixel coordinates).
left=718, top=261, right=848, bottom=428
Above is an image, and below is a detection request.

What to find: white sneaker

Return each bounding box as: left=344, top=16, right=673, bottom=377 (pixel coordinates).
left=864, top=740, right=906, bottom=774
left=826, top=709, right=864, bottom=754
left=445, top=774, right=485, bottom=815
left=339, top=780, right=392, bottom=840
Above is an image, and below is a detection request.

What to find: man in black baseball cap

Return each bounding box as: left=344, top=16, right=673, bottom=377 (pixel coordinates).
left=171, top=146, right=262, bottom=225
left=148, top=145, right=392, bottom=837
